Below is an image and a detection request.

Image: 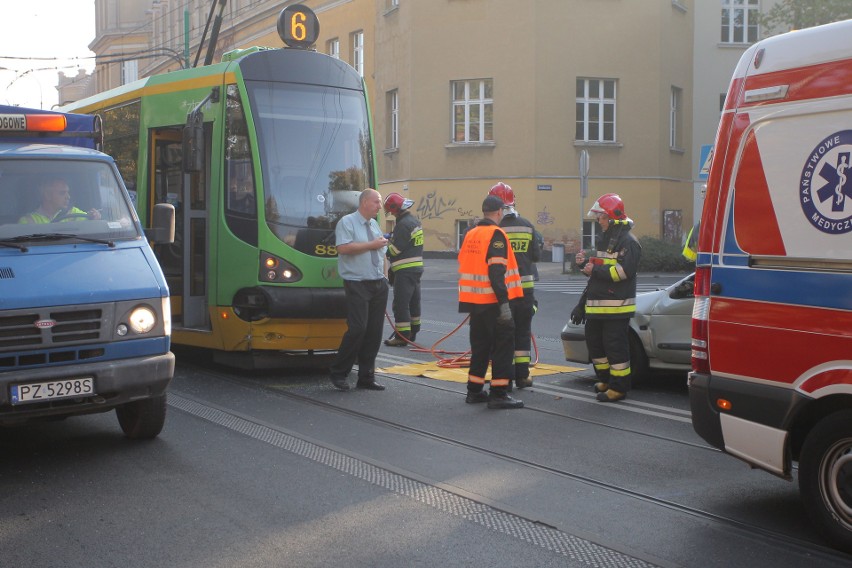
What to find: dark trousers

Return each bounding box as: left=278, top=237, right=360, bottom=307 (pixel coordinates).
left=585, top=317, right=631, bottom=392
left=330, top=279, right=389, bottom=381
left=467, top=305, right=515, bottom=395
left=391, top=270, right=422, bottom=337
left=511, top=294, right=535, bottom=382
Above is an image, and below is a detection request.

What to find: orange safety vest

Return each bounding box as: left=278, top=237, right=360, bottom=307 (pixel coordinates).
left=458, top=225, right=524, bottom=304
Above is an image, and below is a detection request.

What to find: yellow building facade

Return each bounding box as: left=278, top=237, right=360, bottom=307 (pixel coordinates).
left=84, top=0, right=696, bottom=254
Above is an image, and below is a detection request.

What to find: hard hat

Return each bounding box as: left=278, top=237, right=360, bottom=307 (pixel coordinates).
left=383, top=192, right=413, bottom=216
left=587, top=193, right=627, bottom=221
left=488, top=182, right=515, bottom=207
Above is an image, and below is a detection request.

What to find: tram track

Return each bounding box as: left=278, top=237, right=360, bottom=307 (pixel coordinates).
left=172, top=360, right=849, bottom=564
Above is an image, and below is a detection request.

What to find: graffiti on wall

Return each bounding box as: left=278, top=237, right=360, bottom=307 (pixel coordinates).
left=536, top=206, right=555, bottom=225
left=416, top=191, right=458, bottom=219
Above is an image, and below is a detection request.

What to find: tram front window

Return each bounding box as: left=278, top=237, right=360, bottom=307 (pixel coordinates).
left=247, top=82, right=373, bottom=256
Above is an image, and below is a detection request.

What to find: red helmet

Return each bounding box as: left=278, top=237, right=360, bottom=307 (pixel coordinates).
left=587, top=193, right=627, bottom=221
left=383, top=192, right=414, bottom=216
left=488, top=182, right=515, bottom=207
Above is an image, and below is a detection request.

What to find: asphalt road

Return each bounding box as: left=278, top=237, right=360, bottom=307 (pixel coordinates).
left=2, top=261, right=850, bottom=567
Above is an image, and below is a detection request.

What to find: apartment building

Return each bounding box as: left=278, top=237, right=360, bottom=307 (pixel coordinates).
left=71, top=0, right=781, bottom=253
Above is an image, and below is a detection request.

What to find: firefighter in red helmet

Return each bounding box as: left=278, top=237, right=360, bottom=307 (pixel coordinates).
left=487, top=182, right=541, bottom=389
left=572, top=193, right=641, bottom=402
left=382, top=192, right=424, bottom=347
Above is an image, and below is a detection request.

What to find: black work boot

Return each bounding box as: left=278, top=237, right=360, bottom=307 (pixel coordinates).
left=516, top=377, right=533, bottom=389
left=465, top=390, right=489, bottom=404
left=487, top=392, right=524, bottom=409
left=384, top=331, right=409, bottom=347
left=596, top=389, right=626, bottom=402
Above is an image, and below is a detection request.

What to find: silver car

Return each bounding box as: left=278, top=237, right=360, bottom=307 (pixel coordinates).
left=560, top=273, right=695, bottom=379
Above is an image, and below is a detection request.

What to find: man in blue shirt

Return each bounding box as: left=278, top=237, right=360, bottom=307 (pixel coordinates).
left=328, top=188, right=390, bottom=391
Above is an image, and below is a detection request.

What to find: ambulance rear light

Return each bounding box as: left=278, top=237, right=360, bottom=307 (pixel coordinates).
left=0, top=113, right=67, bottom=133
left=691, top=267, right=711, bottom=374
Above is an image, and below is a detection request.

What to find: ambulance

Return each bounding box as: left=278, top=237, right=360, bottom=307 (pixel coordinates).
left=0, top=106, right=175, bottom=439
left=688, top=19, right=852, bottom=552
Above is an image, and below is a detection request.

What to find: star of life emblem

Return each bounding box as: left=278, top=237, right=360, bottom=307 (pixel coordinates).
left=800, top=130, right=852, bottom=234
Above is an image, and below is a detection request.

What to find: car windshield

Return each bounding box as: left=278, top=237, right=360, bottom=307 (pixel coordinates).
left=246, top=81, right=373, bottom=252
left=0, top=159, right=139, bottom=243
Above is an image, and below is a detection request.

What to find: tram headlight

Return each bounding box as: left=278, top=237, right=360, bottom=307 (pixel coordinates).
left=259, top=251, right=302, bottom=283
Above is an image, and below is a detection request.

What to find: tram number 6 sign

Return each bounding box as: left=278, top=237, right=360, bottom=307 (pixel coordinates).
left=278, top=4, right=320, bottom=49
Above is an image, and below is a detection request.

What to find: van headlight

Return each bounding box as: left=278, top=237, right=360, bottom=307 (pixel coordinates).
left=128, top=305, right=157, bottom=334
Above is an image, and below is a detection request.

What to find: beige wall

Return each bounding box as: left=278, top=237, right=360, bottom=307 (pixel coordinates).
left=84, top=0, right=702, bottom=253
left=373, top=0, right=695, bottom=252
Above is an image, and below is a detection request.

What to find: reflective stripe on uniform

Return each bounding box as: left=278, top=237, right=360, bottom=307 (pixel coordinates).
left=468, top=373, right=486, bottom=385
left=390, top=256, right=424, bottom=271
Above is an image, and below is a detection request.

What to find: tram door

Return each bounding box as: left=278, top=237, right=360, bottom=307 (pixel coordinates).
left=150, top=128, right=210, bottom=330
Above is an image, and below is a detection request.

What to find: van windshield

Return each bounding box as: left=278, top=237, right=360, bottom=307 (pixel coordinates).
left=0, top=159, right=140, bottom=243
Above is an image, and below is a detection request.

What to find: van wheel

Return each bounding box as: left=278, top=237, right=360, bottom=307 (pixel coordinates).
left=116, top=394, right=167, bottom=440
left=628, top=332, right=649, bottom=384
left=798, top=410, right=852, bottom=553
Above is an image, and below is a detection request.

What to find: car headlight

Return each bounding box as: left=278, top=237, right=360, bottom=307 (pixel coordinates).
left=128, top=305, right=157, bottom=334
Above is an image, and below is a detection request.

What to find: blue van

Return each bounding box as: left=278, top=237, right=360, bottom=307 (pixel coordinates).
left=0, top=106, right=175, bottom=439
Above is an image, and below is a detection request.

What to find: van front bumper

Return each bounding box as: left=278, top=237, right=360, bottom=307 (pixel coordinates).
left=0, top=352, right=175, bottom=424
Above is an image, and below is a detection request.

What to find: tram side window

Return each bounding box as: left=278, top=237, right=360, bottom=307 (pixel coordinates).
left=102, top=101, right=141, bottom=208
left=225, top=85, right=257, bottom=217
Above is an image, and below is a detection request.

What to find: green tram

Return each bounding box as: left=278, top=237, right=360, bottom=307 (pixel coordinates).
left=66, top=7, right=376, bottom=366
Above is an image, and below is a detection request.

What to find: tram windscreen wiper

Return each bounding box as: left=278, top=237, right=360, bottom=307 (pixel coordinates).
left=5, top=232, right=115, bottom=248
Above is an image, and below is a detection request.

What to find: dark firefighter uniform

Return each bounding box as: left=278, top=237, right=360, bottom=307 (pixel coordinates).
left=500, top=211, right=541, bottom=388
left=385, top=210, right=424, bottom=344
left=581, top=220, right=641, bottom=397
left=458, top=218, right=524, bottom=406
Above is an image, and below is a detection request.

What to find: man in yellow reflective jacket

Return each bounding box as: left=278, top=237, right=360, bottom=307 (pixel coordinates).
left=18, top=178, right=101, bottom=224
left=458, top=195, right=525, bottom=410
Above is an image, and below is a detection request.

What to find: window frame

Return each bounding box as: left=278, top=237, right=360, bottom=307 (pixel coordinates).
left=721, top=0, right=759, bottom=44
left=450, top=79, right=494, bottom=145
left=351, top=31, right=364, bottom=76
left=575, top=78, right=617, bottom=144
left=670, top=86, right=683, bottom=151
left=387, top=89, right=399, bottom=150
left=327, top=38, right=339, bottom=59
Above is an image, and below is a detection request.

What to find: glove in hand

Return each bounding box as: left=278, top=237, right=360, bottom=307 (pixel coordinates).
left=497, top=302, right=513, bottom=326
left=570, top=303, right=586, bottom=325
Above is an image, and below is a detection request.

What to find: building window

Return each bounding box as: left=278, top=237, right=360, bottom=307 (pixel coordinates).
left=457, top=219, right=475, bottom=250
left=451, top=79, right=493, bottom=144
left=351, top=31, right=364, bottom=76
left=670, top=86, right=683, bottom=150
left=328, top=38, right=339, bottom=59
left=388, top=0, right=399, bottom=9
left=576, top=78, right=616, bottom=143
left=663, top=209, right=683, bottom=243
left=721, top=0, right=759, bottom=44
left=387, top=90, right=399, bottom=150
left=121, top=60, right=138, bottom=85
left=582, top=219, right=600, bottom=251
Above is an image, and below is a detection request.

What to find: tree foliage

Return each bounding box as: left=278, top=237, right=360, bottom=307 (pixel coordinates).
left=761, top=0, right=852, bottom=36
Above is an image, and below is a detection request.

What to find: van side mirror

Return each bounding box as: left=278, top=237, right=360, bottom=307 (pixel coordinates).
left=145, top=203, right=176, bottom=244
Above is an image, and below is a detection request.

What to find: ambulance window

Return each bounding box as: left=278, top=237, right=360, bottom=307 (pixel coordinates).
left=731, top=130, right=785, bottom=255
